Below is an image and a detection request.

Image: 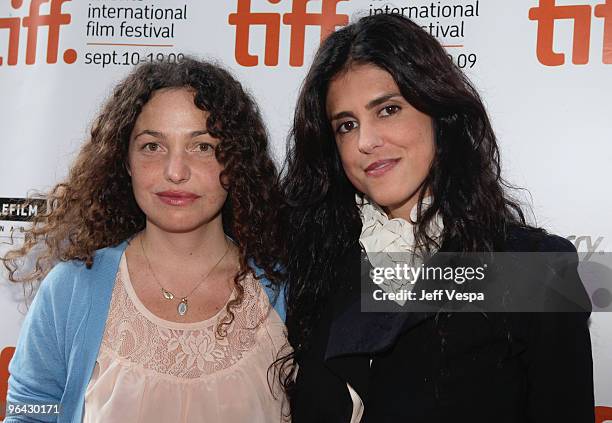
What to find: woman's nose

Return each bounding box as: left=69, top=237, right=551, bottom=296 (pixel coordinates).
left=164, top=151, right=190, bottom=184
left=357, top=123, right=384, bottom=154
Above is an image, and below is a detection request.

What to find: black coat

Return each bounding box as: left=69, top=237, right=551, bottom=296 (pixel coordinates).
left=288, top=227, right=595, bottom=423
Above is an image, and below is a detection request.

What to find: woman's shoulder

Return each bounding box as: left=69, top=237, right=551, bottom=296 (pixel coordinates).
left=39, top=259, right=88, bottom=299
left=504, top=225, right=576, bottom=253
left=247, top=261, right=286, bottom=322
left=502, top=224, right=590, bottom=312
left=40, top=241, right=127, bottom=298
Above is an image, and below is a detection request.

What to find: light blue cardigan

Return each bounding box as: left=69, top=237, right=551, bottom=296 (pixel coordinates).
left=6, top=241, right=286, bottom=423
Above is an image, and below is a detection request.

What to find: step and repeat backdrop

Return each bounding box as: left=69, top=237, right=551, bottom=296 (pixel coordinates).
left=0, top=0, right=611, bottom=420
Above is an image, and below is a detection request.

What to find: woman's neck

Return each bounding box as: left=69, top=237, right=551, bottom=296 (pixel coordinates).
left=383, top=188, right=432, bottom=222
left=138, top=219, right=231, bottom=268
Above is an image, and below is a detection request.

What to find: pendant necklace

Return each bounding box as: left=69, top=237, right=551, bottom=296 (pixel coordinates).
left=139, top=235, right=231, bottom=317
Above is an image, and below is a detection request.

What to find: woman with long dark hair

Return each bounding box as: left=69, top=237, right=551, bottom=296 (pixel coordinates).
left=280, top=14, right=593, bottom=422
left=4, top=58, right=288, bottom=422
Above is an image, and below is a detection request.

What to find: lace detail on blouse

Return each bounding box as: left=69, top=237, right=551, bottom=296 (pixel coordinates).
left=101, top=263, right=269, bottom=379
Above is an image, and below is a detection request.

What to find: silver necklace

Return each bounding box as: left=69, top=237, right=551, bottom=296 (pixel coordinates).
left=139, top=235, right=231, bottom=316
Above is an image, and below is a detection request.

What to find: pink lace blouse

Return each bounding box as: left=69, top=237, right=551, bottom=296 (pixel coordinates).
left=83, top=254, right=289, bottom=422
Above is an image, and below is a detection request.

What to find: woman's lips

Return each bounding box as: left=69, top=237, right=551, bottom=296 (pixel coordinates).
left=155, top=191, right=201, bottom=206
left=364, top=158, right=400, bottom=177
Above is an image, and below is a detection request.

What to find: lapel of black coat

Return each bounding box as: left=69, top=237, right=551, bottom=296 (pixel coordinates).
left=323, top=236, right=461, bottom=400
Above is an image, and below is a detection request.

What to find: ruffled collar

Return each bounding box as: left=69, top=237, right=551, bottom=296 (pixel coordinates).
left=357, top=195, right=443, bottom=255
left=357, top=195, right=444, bottom=305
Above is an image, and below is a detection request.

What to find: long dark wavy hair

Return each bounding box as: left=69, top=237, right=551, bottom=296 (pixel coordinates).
left=2, top=57, right=283, bottom=336
left=279, top=13, right=537, bottom=387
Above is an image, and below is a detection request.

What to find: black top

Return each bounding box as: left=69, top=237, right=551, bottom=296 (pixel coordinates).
left=288, top=227, right=595, bottom=423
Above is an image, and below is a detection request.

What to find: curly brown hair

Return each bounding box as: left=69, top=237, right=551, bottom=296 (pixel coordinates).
left=2, top=57, right=283, bottom=336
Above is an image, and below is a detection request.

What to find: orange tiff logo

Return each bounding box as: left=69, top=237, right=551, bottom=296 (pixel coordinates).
left=0, top=0, right=76, bottom=66
left=0, top=347, right=15, bottom=421
left=529, top=0, right=612, bottom=65
left=228, top=0, right=349, bottom=67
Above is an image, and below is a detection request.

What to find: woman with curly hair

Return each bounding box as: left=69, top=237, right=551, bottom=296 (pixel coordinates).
left=280, top=13, right=594, bottom=423
left=4, top=58, right=288, bottom=422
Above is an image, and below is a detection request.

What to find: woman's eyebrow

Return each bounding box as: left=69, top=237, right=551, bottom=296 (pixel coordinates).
left=190, top=129, right=209, bottom=137
left=330, top=111, right=353, bottom=121
left=132, top=129, right=209, bottom=139
left=132, top=129, right=163, bottom=140
left=365, top=92, right=402, bottom=110
left=330, top=92, right=403, bottom=121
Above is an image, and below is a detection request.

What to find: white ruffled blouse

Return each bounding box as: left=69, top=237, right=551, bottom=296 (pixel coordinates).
left=358, top=195, right=443, bottom=305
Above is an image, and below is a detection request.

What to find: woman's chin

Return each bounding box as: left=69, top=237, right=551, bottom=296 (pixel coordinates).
left=145, top=216, right=221, bottom=235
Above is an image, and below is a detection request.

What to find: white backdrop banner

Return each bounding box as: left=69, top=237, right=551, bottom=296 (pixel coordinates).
left=1, top=0, right=611, bottom=420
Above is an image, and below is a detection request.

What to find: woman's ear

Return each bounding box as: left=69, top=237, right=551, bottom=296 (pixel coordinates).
left=125, top=161, right=131, bottom=177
